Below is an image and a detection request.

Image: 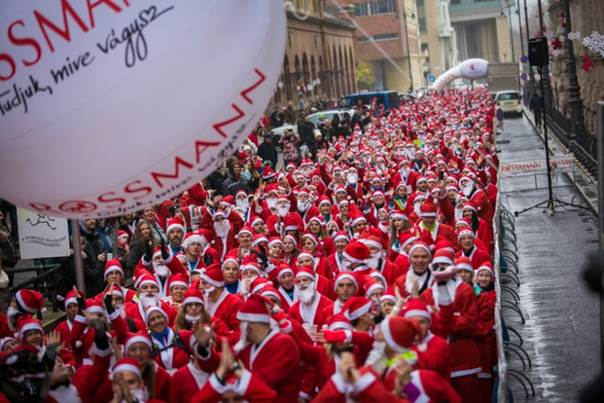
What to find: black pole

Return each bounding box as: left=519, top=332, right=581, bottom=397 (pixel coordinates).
left=563, top=0, right=586, bottom=144
left=536, top=0, right=554, bottom=212
left=597, top=101, right=604, bottom=370
left=516, top=0, right=524, bottom=56
left=524, top=0, right=535, bottom=83
left=402, top=3, right=414, bottom=92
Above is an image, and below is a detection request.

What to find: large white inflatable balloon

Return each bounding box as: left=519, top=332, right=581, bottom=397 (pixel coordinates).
left=430, top=58, right=489, bottom=91
left=0, top=0, right=285, bottom=218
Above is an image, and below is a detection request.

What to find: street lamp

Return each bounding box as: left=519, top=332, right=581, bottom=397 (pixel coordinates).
left=400, top=0, right=414, bottom=92
left=523, top=0, right=535, bottom=83
left=562, top=0, right=586, bottom=142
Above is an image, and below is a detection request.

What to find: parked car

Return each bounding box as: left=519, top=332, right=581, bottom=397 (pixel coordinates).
left=270, top=124, right=297, bottom=145
left=494, top=90, right=522, bottom=115
left=306, top=109, right=354, bottom=128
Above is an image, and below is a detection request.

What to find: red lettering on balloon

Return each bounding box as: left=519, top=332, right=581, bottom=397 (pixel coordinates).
left=34, top=0, right=90, bottom=53
left=150, top=157, right=194, bottom=188
left=213, top=104, right=245, bottom=138
left=0, top=53, right=16, bottom=81
left=124, top=180, right=152, bottom=200
left=240, top=68, right=266, bottom=104
left=97, top=191, right=126, bottom=206
left=8, top=20, right=42, bottom=68
left=195, top=140, right=221, bottom=164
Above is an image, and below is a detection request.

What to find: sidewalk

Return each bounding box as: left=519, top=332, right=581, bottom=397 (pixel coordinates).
left=521, top=107, right=599, bottom=214
left=498, top=116, right=599, bottom=402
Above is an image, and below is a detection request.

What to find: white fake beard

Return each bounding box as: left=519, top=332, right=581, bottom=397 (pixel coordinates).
left=203, top=286, right=216, bottom=301
left=455, top=207, right=464, bottom=222
left=462, top=184, right=473, bottom=197
left=277, top=207, right=289, bottom=217
left=294, top=284, right=316, bottom=305
left=126, top=388, right=149, bottom=403
left=140, top=293, right=160, bottom=308
left=414, top=203, right=422, bottom=216
left=214, top=221, right=231, bottom=237
left=116, top=304, right=126, bottom=319
left=153, top=263, right=169, bottom=278
left=267, top=198, right=278, bottom=210
left=367, top=253, right=382, bottom=268
left=233, top=321, right=249, bottom=353
left=236, top=200, right=249, bottom=212
left=297, top=200, right=311, bottom=212
left=399, top=168, right=409, bottom=177
left=185, top=314, right=201, bottom=323
left=347, top=174, right=358, bottom=184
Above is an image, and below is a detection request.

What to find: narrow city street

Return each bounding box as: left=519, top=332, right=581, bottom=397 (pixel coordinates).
left=499, top=116, right=600, bottom=401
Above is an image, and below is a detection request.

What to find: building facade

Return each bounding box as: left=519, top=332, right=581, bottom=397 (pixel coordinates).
left=449, top=0, right=513, bottom=63
left=272, top=0, right=358, bottom=107
left=416, top=0, right=457, bottom=84
left=333, top=0, right=425, bottom=92
left=547, top=0, right=604, bottom=136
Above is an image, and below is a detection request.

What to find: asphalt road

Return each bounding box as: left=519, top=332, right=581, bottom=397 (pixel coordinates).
left=498, top=115, right=600, bottom=402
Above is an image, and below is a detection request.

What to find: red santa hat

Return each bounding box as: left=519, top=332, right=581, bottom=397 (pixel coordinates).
left=333, top=231, right=350, bottom=243
left=200, top=264, right=225, bottom=288
left=137, top=273, right=159, bottom=290
left=166, top=217, right=186, bottom=234
left=398, top=231, right=419, bottom=250
left=182, top=231, right=205, bottom=249
left=251, top=277, right=270, bottom=294
left=380, top=288, right=397, bottom=304
left=455, top=256, right=474, bottom=273
left=259, top=286, right=280, bottom=303
left=145, top=306, right=169, bottom=324
left=112, top=357, right=142, bottom=379
left=268, top=237, right=283, bottom=248
left=262, top=166, right=277, bottom=180
left=433, top=237, right=455, bottom=254
left=117, top=230, right=129, bottom=243
left=419, top=201, right=437, bottom=218
left=326, top=313, right=353, bottom=331
left=167, top=273, right=188, bottom=290
left=364, top=278, right=385, bottom=297
left=252, top=233, right=268, bottom=247
left=15, top=289, right=44, bottom=313
left=236, top=294, right=271, bottom=324
left=342, top=241, right=371, bottom=263
left=462, top=200, right=479, bottom=213
left=300, top=232, right=318, bottom=246
left=274, top=264, right=294, bottom=281
left=457, top=227, right=475, bottom=240
left=16, top=315, right=43, bottom=339
left=379, top=316, right=419, bottom=353
left=237, top=226, right=254, bottom=239
left=222, top=257, right=240, bottom=270
left=283, top=214, right=302, bottom=232
left=104, top=284, right=123, bottom=298
left=318, top=196, right=332, bottom=207
left=63, top=289, right=79, bottom=309
left=409, top=241, right=432, bottom=258
left=432, top=248, right=455, bottom=266
left=350, top=212, right=368, bottom=228
left=295, top=265, right=315, bottom=282
left=104, top=259, right=124, bottom=280
left=182, top=284, right=204, bottom=306
left=124, top=331, right=152, bottom=352
left=402, top=298, right=431, bottom=321
left=334, top=272, right=358, bottom=291
left=342, top=296, right=372, bottom=321
left=475, top=262, right=494, bottom=278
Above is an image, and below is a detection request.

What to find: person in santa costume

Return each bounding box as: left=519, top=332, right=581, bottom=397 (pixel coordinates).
left=226, top=294, right=301, bottom=400
left=199, top=264, right=243, bottom=335
left=414, top=200, right=458, bottom=247
left=143, top=306, right=192, bottom=373
left=420, top=261, right=482, bottom=403
left=456, top=227, right=491, bottom=269
left=161, top=273, right=189, bottom=310
left=325, top=272, right=358, bottom=317
left=394, top=241, right=433, bottom=299
left=125, top=273, right=176, bottom=331
left=273, top=264, right=296, bottom=310
left=288, top=266, right=333, bottom=328
left=474, top=262, right=497, bottom=402
left=7, top=288, right=44, bottom=332
left=103, top=259, right=137, bottom=303
left=165, top=216, right=186, bottom=255
left=222, top=257, right=243, bottom=295
left=401, top=298, right=451, bottom=380
left=55, top=288, right=80, bottom=343
left=181, top=229, right=219, bottom=272
left=108, top=358, right=164, bottom=403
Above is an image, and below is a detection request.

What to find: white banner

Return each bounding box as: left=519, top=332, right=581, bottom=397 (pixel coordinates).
left=500, top=156, right=575, bottom=176
left=17, top=207, right=70, bottom=259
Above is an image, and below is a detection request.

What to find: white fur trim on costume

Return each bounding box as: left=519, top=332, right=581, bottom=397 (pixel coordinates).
left=236, top=312, right=271, bottom=324
left=113, top=363, right=141, bottom=378
left=404, top=309, right=431, bottom=320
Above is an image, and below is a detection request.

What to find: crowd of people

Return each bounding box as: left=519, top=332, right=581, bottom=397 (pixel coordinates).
left=0, top=88, right=500, bottom=403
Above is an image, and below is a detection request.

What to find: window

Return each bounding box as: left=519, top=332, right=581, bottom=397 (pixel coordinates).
left=357, top=33, right=399, bottom=43
left=451, top=0, right=461, bottom=4
left=417, top=0, right=424, bottom=5
left=418, top=17, right=427, bottom=32
left=421, top=43, right=429, bottom=54
left=355, top=1, right=395, bottom=16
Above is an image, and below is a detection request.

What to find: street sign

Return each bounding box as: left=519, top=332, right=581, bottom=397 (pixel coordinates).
left=427, top=74, right=436, bottom=83
left=17, top=208, right=70, bottom=259
left=500, top=155, right=575, bottom=176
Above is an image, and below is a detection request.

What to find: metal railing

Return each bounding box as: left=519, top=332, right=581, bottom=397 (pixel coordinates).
left=494, top=195, right=508, bottom=402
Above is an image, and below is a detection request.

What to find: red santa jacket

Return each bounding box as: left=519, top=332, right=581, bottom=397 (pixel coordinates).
left=200, top=210, right=244, bottom=260
left=420, top=281, right=482, bottom=378
left=475, top=288, right=496, bottom=378
left=456, top=246, right=491, bottom=270
left=124, top=300, right=177, bottom=331
left=169, top=362, right=210, bottom=403
left=206, top=289, right=243, bottom=334
left=413, top=331, right=451, bottom=380
left=313, top=368, right=397, bottom=403
left=191, top=370, right=276, bottom=403
left=237, top=329, right=300, bottom=401
left=400, top=369, right=462, bottom=403
left=288, top=294, right=334, bottom=327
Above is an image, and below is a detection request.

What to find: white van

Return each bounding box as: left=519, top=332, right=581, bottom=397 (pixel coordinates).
left=494, top=90, right=522, bottom=115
